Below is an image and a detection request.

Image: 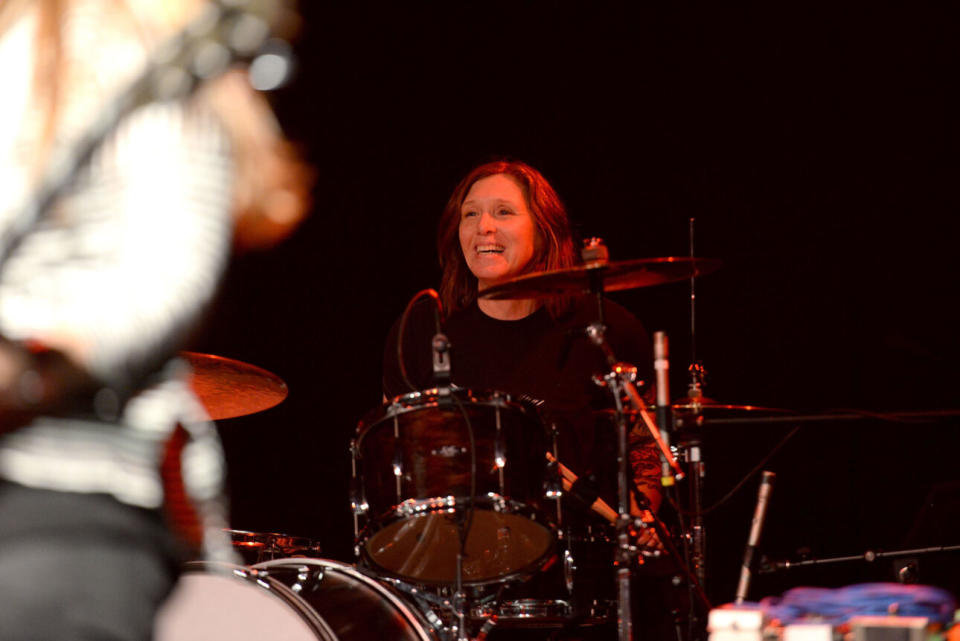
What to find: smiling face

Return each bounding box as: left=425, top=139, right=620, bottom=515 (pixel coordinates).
left=458, top=173, right=540, bottom=291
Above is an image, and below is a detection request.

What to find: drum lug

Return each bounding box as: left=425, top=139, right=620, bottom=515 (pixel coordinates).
left=349, top=479, right=368, bottom=515
left=392, top=447, right=403, bottom=478
left=349, top=439, right=369, bottom=516
left=563, top=546, right=577, bottom=595
left=544, top=458, right=563, bottom=499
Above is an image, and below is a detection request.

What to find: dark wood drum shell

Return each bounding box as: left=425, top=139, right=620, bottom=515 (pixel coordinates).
left=354, top=389, right=556, bottom=585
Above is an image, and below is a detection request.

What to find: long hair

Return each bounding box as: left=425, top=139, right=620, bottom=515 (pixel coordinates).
left=0, top=0, right=309, bottom=250
left=437, top=160, right=579, bottom=318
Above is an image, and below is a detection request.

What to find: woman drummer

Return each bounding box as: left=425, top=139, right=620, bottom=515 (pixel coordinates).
left=382, top=158, right=663, bottom=524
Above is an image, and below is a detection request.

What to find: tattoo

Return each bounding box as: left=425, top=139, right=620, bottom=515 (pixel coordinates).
left=629, top=427, right=663, bottom=508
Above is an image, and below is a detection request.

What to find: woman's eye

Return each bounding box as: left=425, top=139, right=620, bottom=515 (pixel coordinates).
left=462, top=210, right=477, bottom=218
left=497, top=208, right=513, bottom=216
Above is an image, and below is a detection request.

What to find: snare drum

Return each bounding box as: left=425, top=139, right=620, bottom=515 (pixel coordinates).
left=224, top=528, right=322, bottom=565
left=155, top=559, right=441, bottom=641
left=352, top=388, right=556, bottom=586
left=154, top=562, right=333, bottom=641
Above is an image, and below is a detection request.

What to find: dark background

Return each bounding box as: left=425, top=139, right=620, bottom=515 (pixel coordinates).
left=194, top=2, right=959, bottom=607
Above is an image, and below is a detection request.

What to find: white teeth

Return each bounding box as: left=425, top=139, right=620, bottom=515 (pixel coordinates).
left=477, top=244, right=504, bottom=254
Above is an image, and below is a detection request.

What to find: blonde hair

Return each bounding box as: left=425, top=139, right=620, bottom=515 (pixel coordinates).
left=0, top=0, right=310, bottom=250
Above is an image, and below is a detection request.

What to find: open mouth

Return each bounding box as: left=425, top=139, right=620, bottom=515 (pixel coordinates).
left=476, top=244, right=504, bottom=255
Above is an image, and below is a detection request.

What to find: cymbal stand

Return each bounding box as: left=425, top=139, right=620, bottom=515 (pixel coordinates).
left=676, top=403, right=708, bottom=591
left=684, top=218, right=708, bottom=594
left=586, top=323, right=685, bottom=641
left=671, top=369, right=709, bottom=641
left=579, top=240, right=684, bottom=640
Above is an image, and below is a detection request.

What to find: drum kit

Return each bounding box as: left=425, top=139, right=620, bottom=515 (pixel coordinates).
left=158, top=249, right=793, bottom=641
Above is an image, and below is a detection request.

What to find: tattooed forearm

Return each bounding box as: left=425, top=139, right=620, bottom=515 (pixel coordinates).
left=629, top=428, right=663, bottom=512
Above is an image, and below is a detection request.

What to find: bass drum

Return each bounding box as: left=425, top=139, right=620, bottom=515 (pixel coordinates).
left=254, top=559, right=442, bottom=641
left=154, top=560, right=440, bottom=641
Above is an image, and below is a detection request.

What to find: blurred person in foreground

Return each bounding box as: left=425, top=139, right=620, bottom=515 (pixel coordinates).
left=0, top=0, right=310, bottom=638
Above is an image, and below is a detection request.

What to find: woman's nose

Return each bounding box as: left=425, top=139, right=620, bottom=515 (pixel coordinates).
left=478, top=211, right=496, bottom=232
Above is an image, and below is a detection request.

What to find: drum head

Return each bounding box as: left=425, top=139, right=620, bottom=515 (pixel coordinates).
left=365, top=508, right=554, bottom=584
left=154, top=563, right=334, bottom=641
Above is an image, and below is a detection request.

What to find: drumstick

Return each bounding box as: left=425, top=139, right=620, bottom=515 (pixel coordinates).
left=545, top=452, right=618, bottom=524
left=545, top=452, right=656, bottom=525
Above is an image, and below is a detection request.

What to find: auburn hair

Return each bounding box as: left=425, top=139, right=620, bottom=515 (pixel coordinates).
left=437, top=160, right=579, bottom=318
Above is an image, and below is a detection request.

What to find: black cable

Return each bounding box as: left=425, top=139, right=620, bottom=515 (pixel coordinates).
left=669, top=406, right=950, bottom=517
left=631, top=483, right=712, bottom=613
left=452, top=393, right=477, bottom=570
left=664, top=481, right=695, bottom=641
left=395, top=289, right=444, bottom=393
left=668, top=425, right=801, bottom=518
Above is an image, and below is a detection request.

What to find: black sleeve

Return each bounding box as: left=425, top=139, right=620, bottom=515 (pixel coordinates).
left=602, top=299, right=655, bottom=393
left=602, top=299, right=664, bottom=510
left=381, top=298, right=438, bottom=399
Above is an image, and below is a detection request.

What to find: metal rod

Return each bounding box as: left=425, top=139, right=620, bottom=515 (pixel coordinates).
left=610, top=375, right=634, bottom=641
left=762, top=544, right=960, bottom=573
left=689, top=217, right=696, bottom=368
left=701, top=409, right=960, bottom=426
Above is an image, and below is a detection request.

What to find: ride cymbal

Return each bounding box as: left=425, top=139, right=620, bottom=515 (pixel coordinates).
left=181, top=352, right=288, bottom=420
left=478, top=257, right=722, bottom=300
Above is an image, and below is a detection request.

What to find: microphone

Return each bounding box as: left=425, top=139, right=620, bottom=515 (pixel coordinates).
left=432, top=332, right=451, bottom=396
left=735, top=470, right=776, bottom=603
left=426, top=289, right=450, bottom=396
left=653, top=331, right=671, bottom=480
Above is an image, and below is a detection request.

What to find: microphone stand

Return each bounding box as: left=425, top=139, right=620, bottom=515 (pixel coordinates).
left=587, top=325, right=684, bottom=641
left=760, top=544, right=960, bottom=574
left=735, top=471, right=776, bottom=604
left=573, top=240, right=686, bottom=641
left=433, top=334, right=470, bottom=641
left=683, top=218, right=709, bottom=595
left=584, top=318, right=684, bottom=641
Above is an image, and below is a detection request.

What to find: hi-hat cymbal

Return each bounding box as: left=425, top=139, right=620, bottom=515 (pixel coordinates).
left=596, top=398, right=790, bottom=424
left=479, top=257, right=722, bottom=300
left=181, top=352, right=288, bottom=420
left=597, top=402, right=787, bottom=416
left=670, top=397, right=789, bottom=414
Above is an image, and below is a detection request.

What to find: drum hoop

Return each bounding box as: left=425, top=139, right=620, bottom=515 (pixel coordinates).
left=355, top=387, right=543, bottom=442
left=478, top=598, right=573, bottom=619
left=369, top=493, right=550, bottom=526
left=224, top=529, right=322, bottom=552
left=180, top=561, right=337, bottom=640
left=253, top=558, right=441, bottom=641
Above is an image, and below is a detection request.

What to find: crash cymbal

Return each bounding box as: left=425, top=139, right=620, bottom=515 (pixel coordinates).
left=479, top=257, right=722, bottom=300
left=181, top=352, right=288, bottom=420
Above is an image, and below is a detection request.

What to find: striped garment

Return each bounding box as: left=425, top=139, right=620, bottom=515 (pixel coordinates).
left=0, top=2, right=236, bottom=560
